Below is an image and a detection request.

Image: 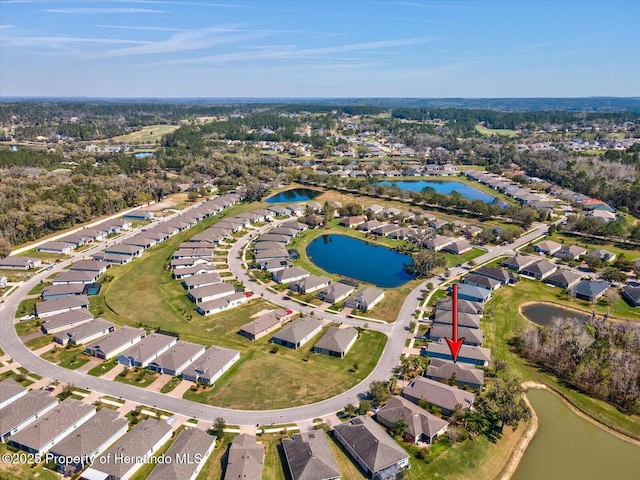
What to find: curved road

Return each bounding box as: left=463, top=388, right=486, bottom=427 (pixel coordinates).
left=0, top=207, right=547, bottom=425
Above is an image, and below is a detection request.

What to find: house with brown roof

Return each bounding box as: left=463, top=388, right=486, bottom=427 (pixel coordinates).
left=187, top=282, right=235, bottom=303
left=545, top=269, right=583, bottom=289
left=339, top=216, right=366, bottom=228
left=117, top=333, right=177, bottom=367
left=224, top=434, right=264, bottom=480
left=148, top=341, right=206, bottom=376
left=8, top=399, right=96, bottom=455
left=554, top=244, right=587, bottom=261
left=443, top=238, right=473, bottom=255
left=0, top=378, right=27, bottom=410
left=148, top=428, right=216, bottom=480
left=520, top=259, right=558, bottom=280
left=313, top=326, right=358, bottom=358
left=85, top=326, right=146, bottom=360
left=426, top=235, right=455, bottom=251
left=345, top=287, right=384, bottom=312
left=376, top=396, right=449, bottom=444
left=402, top=377, right=475, bottom=416
left=333, top=416, right=409, bottom=479
left=53, top=318, right=114, bottom=346
left=0, top=390, right=58, bottom=443
left=318, top=283, right=356, bottom=304
left=289, top=275, right=331, bottom=294
left=181, top=345, right=240, bottom=385
left=502, top=254, right=538, bottom=272
left=41, top=309, right=94, bottom=334
left=271, top=317, right=323, bottom=349
left=534, top=240, right=562, bottom=256
left=282, top=430, right=340, bottom=480
left=240, top=309, right=292, bottom=341
left=36, top=295, right=89, bottom=319
left=426, top=358, right=485, bottom=390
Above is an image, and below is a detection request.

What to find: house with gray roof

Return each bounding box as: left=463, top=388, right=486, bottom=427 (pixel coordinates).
left=425, top=235, right=455, bottom=251
left=196, top=292, right=248, bottom=316
left=502, top=254, right=538, bottom=272
left=318, top=283, right=356, bottom=304
left=117, top=333, right=178, bottom=367
left=520, top=259, right=558, bottom=280
left=41, top=307, right=94, bottom=333
left=429, top=324, right=483, bottom=347
left=402, top=376, right=475, bottom=416
left=255, top=248, right=291, bottom=262
left=148, top=341, right=205, bottom=376
left=345, top=287, right=385, bottom=312
left=169, top=257, right=210, bottom=270
left=570, top=280, right=610, bottom=302
left=0, top=256, right=41, bottom=270
left=443, top=238, right=473, bottom=255
left=41, top=283, right=86, bottom=301
left=587, top=249, right=616, bottom=263
left=82, top=419, right=172, bottom=480
left=85, top=326, right=146, bottom=360
left=224, top=434, right=264, bottom=480
left=37, top=241, right=75, bottom=255
left=187, top=282, right=235, bottom=303
left=122, top=236, right=157, bottom=249
left=282, top=220, right=308, bottom=233
left=0, top=390, right=58, bottom=443
left=282, top=430, right=340, bottom=480
left=104, top=243, right=144, bottom=257
left=147, top=428, right=216, bottom=480
left=271, top=317, right=323, bottom=349
left=53, top=317, right=115, bottom=346
left=257, top=233, right=290, bottom=243
left=182, top=345, right=240, bottom=385
left=313, top=326, right=358, bottom=358
left=333, top=416, right=409, bottom=479
left=240, top=309, right=292, bottom=341
left=49, top=408, right=127, bottom=476
left=545, top=269, right=583, bottom=289
left=421, top=339, right=491, bottom=367
left=371, top=223, right=401, bottom=237
left=376, top=396, right=449, bottom=445
left=463, top=273, right=501, bottom=291
left=0, top=378, right=27, bottom=410
left=425, top=358, right=485, bottom=389
left=69, top=260, right=110, bottom=276
left=92, top=252, right=132, bottom=265
left=36, top=295, right=89, bottom=318
left=433, top=310, right=481, bottom=329
left=534, top=240, right=562, bottom=256
left=52, top=271, right=98, bottom=285
left=172, top=263, right=217, bottom=280
left=622, top=285, right=640, bottom=307
left=356, top=219, right=385, bottom=232
left=289, top=275, right=331, bottom=294
left=455, top=284, right=492, bottom=304
left=273, top=266, right=310, bottom=284
left=9, top=399, right=96, bottom=455
left=472, top=266, right=518, bottom=285
left=435, top=298, right=484, bottom=315
left=270, top=226, right=299, bottom=237
left=554, top=245, right=587, bottom=261
left=259, top=258, right=294, bottom=273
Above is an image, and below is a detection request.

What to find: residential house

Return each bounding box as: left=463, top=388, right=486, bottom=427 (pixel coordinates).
left=587, top=249, right=616, bottom=264
left=0, top=390, right=58, bottom=443
left=196, top=292, right=248, bottom=316
left=333, top=416, right=410, bottom=480
left=534, top=240, right=562, bottom=256
left=267, top=205, right=289, bottom=216
left=9, top=399, right=95, bottom=455
left=122, top=236, right=156, bottom=249
left=259, top=258, right=294, bottom=273
left=147, top=428, right=216, bottom=480
left=273, top=266, right=310, bottom=284
left=271, top=317, right=323, bottom=349
left=463, top=225, right=484, bottom=238
left=172, top=263, right=217, bottom=280
left=356, top=220, right=385, bottom=232
left=0, top=379, right=27, bottom=410
left=370, top=224, right=401, bottom=237
left=435, top=298, right=484, bottom=315
left=148, top=341, right=206, bottom=376
left=282, top=430, right=340, bottom=480
left=269, top=226, right=299, bottom=238
left=376, top=396, right=448, bottom=445
left=41, top=283, right=86, bottom=301
left=36, top=295, right=89, bottom=319
left=103, top=244, right=144, bottom=258
left=53, top=318, right=115, bottom=346
left=117, top=333, right=177, bottom=367
left=58, top=233, right=90, bottom=248
left=426, top=235, right=454, bottom=251
left=339, top=216, right=366, bottom=228
left=463, top=273, right=501, bottom=291
left=82, top=419, right=172, bottom=480
left=181, top=345, right=240, bottom=385
left=123, top=210, right=155, bottom=220
left=282, top=220, right=308, bottom=233
left=545, top=270, right=583, bottom=289
left=255, top=248, right=291, bottom=262
left=187, top=283, right=235, bottom=303
left=366, top=204, right=385, bottom=215
left=502, top=254, right=539, bottom=272
left=421, top=339, right=491, bottom=367
left=472, top=266, right=518, bottom=285
left=520, top=259, right=558, bottom=280
left=48, top=409, right=127, bottom=476
left=554, top=245, right=587, bottom=261
left=312, top=326, right=358, bottom=358
left=257, top=233, right=290, bottom=243
left=570, top=280, right=610, bottom=302
left=289, top=275, right=331, bottom=294
left=402, top=376, right=475, bottom=416
left=85, top=326, right=146, bottom=360
left=318, top=283, right=356, bottom=304
left=429, top=324, right=483, bottom=347
left=455, top=284, right=492, bottom=303
left=622, top=285, right=640, bottom=307
left=91, top=252, right=132, bottom=265
left=433, top=310, right=481, bottom=329
left=426, top=358, right=485, bottom=390
left=69, top=260, right=110, bottom=276
left=170, top=257, right=210, bottom=270
left=240, top=309, right=292, bottom=341
left=0, top=257, right=41, bottom=270
left=51, top=270, right=98, bottom=285
left=223, top=434, right=264, bottom=480
left=345, top=287, right=385, bottom=312
left=37, top=241, right=75, bottom=255
left=41, top=309, right=94, bottom=334
left=443, top=239, right=473, bottom=255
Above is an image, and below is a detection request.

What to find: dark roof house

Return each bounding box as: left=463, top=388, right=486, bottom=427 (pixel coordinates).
left=282, top=430, right=340, bottom=480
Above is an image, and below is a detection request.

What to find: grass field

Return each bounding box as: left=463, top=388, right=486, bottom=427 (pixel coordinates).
left=41, top=345, right=91, bottom=370
left=24, top=335, right=52, bottom=350
left=160, top=376, right=182, bottom=394
left=475, top=124, right=519, bottom=138
left=114, top=367, right=158, bottom=388
left=87, top=359, right=119, bottom=377
left=102, top=124, right=179, bottom=144
left=15, top=318, right=40, bottom=336
left=15, top=298, right=37, bottom=318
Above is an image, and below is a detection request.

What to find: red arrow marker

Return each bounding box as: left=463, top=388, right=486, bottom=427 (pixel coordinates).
left=445, top=284, right=465, bottom=363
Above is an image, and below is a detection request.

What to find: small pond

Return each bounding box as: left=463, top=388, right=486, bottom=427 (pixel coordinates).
left=306, top=234, right=412, bottom=288
left=377, top=180, right=500, bottom=204
left=521, top=303, right=591, bottom=327
left=512, top=389, right=640, bottom=480
left=133, top=151, right=154, bottom=158
left=266, top=188, right=322, bottom=203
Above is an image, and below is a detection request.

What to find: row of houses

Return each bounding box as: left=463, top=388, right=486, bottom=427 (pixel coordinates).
left=37, top=219, right=133, bottom=255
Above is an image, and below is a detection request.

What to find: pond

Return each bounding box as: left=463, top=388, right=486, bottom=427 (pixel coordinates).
left=512, top=389, right=640, bottom=480
left=266, top=188, right=322, bottom=203
left=306, top=234, right=412, bottom=288
left=133, top=151, right=154, bottom=158
left=377, top=180, right=499, bottom=204
left=521, top=303, right=591, bottom=327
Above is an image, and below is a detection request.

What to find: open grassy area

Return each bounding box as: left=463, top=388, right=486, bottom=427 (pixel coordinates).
left=0, top=442, right=60, bottom=480
left=41, top=345, right=91, bottom=370
left=15, top=298, right=37, bottom=318
left=15, top=318, right=41, bottom=336
left=0, top=268, right=38, bottom=282
left=196, top=435, right=232, bottom=480
left=87, top=359, right=119, bottom=377
left=27, top=282, right=47, bottom=296
left=475, top=124, right=519, bottom=138
left=101, top=124, right=179, bottom=144
left=485, top=279, right=640, bottom=440
left=114, top=367, right=158, bottom=388
left=184, top=329, right=386, bottom=410
left=160, top=376, right=182, bottom=394
left=24, top=335, right=52, bottom=350
left=549, top=231, right=640, bottom=261
left=443, top=246, right=485, bottom=267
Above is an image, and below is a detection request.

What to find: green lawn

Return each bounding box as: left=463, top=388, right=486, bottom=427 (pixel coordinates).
left=15, top=318, right=41, bottom=336
left=184, top=329, right=386, bottom=410
left=41, top=345, right=91, bottom=370
left=87, top=359, right=120, bottom=377
left=196, top=436, right=232, bottom=480
left=549, top=231, right=640, bottom=261
left=443, top=247, right=485, bottom=267
left=114, top=367, right=158, bottom=388
left=27, top=282, right=47, bottom=296
left=24, top=335, right=52, bottom=350
left=160, top=376, right=182, bottom=394
left=0, top=442, right=60, bottom=480
left=475, top=124, right=519, bottom=138
left=15, top=298, right=37, bottom=318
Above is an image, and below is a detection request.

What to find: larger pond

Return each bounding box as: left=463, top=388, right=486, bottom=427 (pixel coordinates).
left=512, top=389, right=640, bottom=480
left=306, top=234, right=412, bottom=288
left=377, top=180, right=498, bottom=204
left=521, top=303, right=591, bottom=327
left=266, top=188, right=322, bottom=203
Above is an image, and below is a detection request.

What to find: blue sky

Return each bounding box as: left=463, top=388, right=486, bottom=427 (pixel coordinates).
left=0, top=0, right=638, bottom=98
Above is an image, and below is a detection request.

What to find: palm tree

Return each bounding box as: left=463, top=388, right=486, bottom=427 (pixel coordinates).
left=391, top=418, right=409, bottom=438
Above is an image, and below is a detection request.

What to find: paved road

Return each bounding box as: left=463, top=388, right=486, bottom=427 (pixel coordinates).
left=0, top=208, right=547, bottom=425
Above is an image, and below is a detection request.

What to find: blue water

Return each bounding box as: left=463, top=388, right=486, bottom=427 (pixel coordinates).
left=133, top=152, right=154, bottom=158
left=266, top=188, right=322, bottom=203
left=377, top=180, right=497, bottom=203
left=306, top=234, right=412, bottom=288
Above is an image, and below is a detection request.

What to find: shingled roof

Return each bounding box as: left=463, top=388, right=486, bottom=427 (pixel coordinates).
left=282, top=430, right=340, bottom=480
left=377, top=395, right=449, bottom=441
